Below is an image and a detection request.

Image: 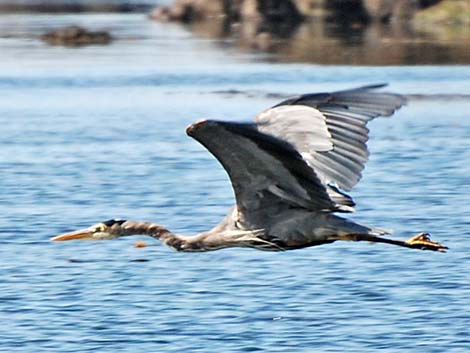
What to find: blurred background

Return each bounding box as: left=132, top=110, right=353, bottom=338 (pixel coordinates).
left=0, top=1, right=469, bottom=353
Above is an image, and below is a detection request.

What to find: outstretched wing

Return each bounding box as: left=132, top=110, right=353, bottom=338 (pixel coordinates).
left=257, top=84, right=406, bottom=192
left=187, top=85, right=405, bottom=221
left=186, top=120, right=338, bottom=216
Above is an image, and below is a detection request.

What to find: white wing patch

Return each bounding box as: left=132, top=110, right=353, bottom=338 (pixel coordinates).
left=257, top=105, right=333, bottom=153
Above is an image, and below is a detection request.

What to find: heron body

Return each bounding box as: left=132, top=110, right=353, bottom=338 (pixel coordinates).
left=52, top=84, right=447, bottom=253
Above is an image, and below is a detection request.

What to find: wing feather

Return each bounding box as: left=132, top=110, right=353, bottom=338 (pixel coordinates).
left=258, top=84, right=406, bottom=193
left=187, top=120, right=337, bottom=216
left=187, top=85, right=405, bottom=218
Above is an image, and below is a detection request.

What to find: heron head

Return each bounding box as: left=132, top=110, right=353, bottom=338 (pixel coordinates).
left=51, top=219, right=127, bottom=241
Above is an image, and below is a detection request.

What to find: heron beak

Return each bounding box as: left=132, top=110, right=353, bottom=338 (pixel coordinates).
left=50, top=228, right=94, bottom=241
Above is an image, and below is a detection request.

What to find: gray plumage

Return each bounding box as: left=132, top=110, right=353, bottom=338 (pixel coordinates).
left=51, top=85, right=447, bottom=253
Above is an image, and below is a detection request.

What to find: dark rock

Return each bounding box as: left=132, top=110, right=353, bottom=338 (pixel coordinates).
left=40, top=26, right=113, bottom=47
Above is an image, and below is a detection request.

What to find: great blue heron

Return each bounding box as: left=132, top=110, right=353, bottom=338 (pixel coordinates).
left=51, top=84, right=447, bottom=252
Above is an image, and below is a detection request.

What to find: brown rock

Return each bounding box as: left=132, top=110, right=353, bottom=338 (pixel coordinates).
left=40, top=26, right=112, bottom=47
left=149, top=6, right=171, bottom=22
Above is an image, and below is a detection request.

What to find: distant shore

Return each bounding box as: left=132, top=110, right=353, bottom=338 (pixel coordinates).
left=1, top=1, right=468, bottom=26
left=2, top=0, right=468, bottom=64
left=0, top=0, right=153, bottom=13
left=147, top=0, right=470, bottom=65
left=149, top=0, right=470, bottom=25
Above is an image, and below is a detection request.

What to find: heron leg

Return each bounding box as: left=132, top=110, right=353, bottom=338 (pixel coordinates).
left=337, top=232, right=447, bottom=252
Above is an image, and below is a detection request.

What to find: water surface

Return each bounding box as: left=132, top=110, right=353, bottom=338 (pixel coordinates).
left=0, top=13, right=469, bottom=353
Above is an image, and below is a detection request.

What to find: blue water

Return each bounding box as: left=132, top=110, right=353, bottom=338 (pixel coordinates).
left=0, top=13, right=469, bottom=353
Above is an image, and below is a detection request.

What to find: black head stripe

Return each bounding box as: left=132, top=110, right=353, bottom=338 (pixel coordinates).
left=103, top=219, right=126, bottom=227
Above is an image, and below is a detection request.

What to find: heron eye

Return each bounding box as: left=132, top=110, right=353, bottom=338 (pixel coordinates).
left=97, top=224, right=107, bottom=232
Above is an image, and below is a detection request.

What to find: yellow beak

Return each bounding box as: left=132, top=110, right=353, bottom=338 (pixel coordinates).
left=50, top=229, right=94, bottom=241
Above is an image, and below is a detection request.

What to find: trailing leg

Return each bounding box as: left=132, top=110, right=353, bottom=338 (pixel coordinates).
left=337, top=232, right=447, bottom=252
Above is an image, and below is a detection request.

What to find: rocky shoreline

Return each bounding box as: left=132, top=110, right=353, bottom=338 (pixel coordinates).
left=9, top=0, right=465, bottom=61
left=147, top=0, right=470, bottom=63
left=149, top=0, right=469, bottom=24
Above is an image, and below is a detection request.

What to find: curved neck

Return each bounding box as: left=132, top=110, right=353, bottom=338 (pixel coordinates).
left=121, top=220, right=185, bottom=250
left=119, top=220, right=260, bottom=252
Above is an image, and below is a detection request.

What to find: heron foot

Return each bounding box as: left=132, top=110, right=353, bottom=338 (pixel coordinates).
left=405, top=233, right=447, bottom=252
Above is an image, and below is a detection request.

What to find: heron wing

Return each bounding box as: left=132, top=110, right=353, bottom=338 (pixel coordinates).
left=257, top=84, right=406, bottom=192
left=186, top=120, right=337, bottom=215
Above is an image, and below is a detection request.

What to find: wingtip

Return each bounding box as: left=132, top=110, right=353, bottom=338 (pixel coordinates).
left=186, top=119, right=208, bottom=136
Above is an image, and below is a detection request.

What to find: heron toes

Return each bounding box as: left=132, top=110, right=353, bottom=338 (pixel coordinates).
left=406, top=233, right=448, bottom=252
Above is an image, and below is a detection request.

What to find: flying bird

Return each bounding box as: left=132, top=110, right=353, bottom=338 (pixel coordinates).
left=51, top=84, right=447, bottom=253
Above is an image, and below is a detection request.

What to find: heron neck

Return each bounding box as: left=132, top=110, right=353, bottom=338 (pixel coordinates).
left=122, top=220, right=184, bottom=250
left=120, top=220, right=227, bottom=252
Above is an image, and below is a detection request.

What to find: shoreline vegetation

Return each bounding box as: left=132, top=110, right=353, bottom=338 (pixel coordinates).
left=150, top=0, right=470, bottom=25
left=147, top=0, right=469, bottom=65
left=3, top=0, right=468, bottom=64
left=0, top=0, right=468, bottom=26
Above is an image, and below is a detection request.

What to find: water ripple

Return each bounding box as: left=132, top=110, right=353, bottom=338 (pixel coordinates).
left=0, top=12, right=468, bottom=353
